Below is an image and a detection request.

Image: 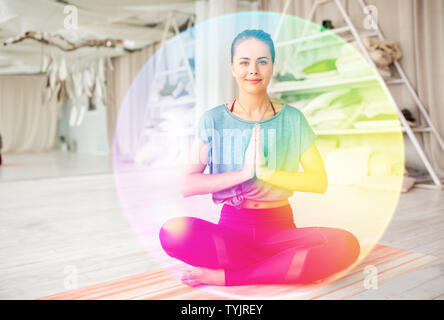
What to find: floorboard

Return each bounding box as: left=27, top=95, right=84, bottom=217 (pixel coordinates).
left=0, top=151, right=443, bottom=299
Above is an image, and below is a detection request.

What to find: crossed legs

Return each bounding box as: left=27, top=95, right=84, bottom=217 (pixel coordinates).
left=159, top=216, right=360, bottom=286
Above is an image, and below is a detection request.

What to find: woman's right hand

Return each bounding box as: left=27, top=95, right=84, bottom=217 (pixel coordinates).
left=241, top=125, right=258, bottom=181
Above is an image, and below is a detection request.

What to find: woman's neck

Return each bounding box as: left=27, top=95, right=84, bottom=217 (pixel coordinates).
left=237, top=91, right=269, bottom=115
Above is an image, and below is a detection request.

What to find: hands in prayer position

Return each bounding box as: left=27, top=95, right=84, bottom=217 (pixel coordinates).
left=241, top=124, right=274, bottom=182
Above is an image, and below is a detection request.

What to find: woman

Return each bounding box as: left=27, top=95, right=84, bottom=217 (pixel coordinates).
left=159, top=29, right=360, bottom=287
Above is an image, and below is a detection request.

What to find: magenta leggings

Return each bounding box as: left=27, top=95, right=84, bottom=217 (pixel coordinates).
left=158, top=204, right=360, bottom=286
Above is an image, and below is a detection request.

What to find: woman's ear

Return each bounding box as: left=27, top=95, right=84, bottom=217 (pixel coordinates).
left=230, top=63, right=235, bottom=77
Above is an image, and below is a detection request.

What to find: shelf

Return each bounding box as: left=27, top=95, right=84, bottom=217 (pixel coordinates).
left=269, top=75, right=379, bottom=93
left=404, top=126, right=432, bottom=133
left=154, top=66, right=189, bottom=78
left=276, top=26, right=377, bottom=49
left=277, top=0, right=443, bottom=190
left=343, top=29, right=379, bottom=41
left=315, top=127, right=402, bottom=135
left=295, top=39, right=345, bottom=53
left=148, top=96, right=195, bottom=108
left=314, top=126, right=431, bottom=135
left=385, top=77, right=404, bottom=85
left=141, top=127, right=195, bottom=137
left=294, top=29, right=379, bottom=53
left=140, top=124, right=430, bottom=139
left=275, top=26, right=351, bottom=48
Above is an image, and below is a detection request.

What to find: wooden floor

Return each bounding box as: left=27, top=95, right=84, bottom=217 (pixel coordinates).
left=0, top=151, right=443, bottom=300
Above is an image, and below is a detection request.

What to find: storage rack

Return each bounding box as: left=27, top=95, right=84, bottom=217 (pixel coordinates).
left=139, top=12, right=196, bottom=142
left=272, top=0, right=444, bottom=190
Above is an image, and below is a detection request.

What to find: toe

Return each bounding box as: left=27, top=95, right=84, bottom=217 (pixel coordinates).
left=182, top=279, right=204, bottom=288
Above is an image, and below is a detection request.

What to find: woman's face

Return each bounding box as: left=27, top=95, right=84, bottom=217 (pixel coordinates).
left=231, top=38, right=273, bottom=95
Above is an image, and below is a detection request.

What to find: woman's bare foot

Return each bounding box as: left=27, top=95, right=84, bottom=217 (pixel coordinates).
left=181, top=266, right=225, bottom=287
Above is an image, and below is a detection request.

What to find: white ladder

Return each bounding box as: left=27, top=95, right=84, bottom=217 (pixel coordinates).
left=139, top=11, right=196, bottom=143
left=274, top=0, right=444, bottom=190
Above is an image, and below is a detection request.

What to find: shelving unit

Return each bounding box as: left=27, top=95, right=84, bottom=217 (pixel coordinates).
left=269, top=75, right=379, bottom=93
left=272, top=0, right=444, bottom=190
left=138, top=12, right=196, bottom=142
left=133, top=12, right=197, bottom=166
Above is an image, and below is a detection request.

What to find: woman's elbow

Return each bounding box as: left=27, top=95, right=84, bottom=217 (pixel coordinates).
left=179, top=176, right=191, bottom=198
left=317, top=174, right=328, bottom=194
left=180, top=181, right=194, bottom=198
left=180, top=173, right=207, bottom=198
left=180, top=187, right=191, bottom=198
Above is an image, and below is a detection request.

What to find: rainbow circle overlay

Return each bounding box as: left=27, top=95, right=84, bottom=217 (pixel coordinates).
left=112, top=11, right=404, bottom=299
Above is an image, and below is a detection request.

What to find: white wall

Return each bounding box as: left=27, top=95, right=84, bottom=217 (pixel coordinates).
left=58, top=98, right=109, bottom=155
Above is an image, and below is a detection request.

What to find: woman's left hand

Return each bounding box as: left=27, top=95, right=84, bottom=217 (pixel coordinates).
left=255, top=124, right=274, bottom=181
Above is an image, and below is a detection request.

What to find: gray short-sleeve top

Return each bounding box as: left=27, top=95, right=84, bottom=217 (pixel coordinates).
left=196, top=103, right=317, bottom=209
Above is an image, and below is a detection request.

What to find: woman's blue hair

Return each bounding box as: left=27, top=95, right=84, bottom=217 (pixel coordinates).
left=231, top=29, right=275, bottom=64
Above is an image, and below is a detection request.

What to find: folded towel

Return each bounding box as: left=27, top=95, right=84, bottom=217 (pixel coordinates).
left=363, top=100, right=398, bottom=118
left=302, top=89, right=350, bottom=116
left=303, top=58, right=338, bottom=74
left=353, top=120, right=400, bottom=128
left=357, top=176, right=404, bottom=192
left=325, top=146, right=373, bottom=185
left=309, top=103, right=362, bottom=129
left=336, top=44, right=374, bottom=77
left=314, top=138, right=338, bottom=160
left=309, top=109, right=348, bottom=126
left=329, top=88, right=363, bottom=109
left=312, top=119, right=347, bottom=130
left=287, top=99, right=311, bottom=110
left=368, top=152, right=404, bottom=176
left=357, top=176, right=414, bottom=193
left=305, top=70, right=339, bottom=79
left=339, top=102, right=368, bottom=129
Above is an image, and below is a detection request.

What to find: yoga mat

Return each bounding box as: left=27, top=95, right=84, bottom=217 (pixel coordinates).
left=38, top=244, right=439, bottom=300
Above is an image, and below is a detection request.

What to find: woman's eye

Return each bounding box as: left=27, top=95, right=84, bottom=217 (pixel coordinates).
left=240, top=60, right=267, bottom=65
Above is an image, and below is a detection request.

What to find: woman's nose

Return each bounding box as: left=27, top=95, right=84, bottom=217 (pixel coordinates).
left=249, top=63, right=258, bottom=74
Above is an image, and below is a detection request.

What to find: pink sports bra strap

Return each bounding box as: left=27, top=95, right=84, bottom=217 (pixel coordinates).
left=270, top=101, right=276, bottom=116
left=231, top=99, right=235, bottom=112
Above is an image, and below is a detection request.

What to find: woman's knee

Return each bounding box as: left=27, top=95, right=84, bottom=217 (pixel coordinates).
left=158, top=217, right=191, bottom=252
left=322, top=227, right=360, bottom=262
left=338, top=229, right=360, bottom=264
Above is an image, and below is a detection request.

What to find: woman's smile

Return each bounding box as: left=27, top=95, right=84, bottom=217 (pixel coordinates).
left=246, top=79, right=262, bottom=84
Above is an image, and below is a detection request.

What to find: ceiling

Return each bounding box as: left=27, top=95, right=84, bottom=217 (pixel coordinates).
left=0, top=0, right=198, bottom=74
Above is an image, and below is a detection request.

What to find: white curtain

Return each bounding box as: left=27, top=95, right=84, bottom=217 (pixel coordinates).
left=106, top=43, right=159, bottom=158
left=259, top=0, right=444, bottom=176
left=195, top=0, right=239, bottom=115
left=0, top=75, right=58, bottom=154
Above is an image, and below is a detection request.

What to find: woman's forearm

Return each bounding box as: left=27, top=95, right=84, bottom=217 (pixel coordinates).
left=258, top=167, right=328, bottom=194
left=181, top=170, right=249, bottom=197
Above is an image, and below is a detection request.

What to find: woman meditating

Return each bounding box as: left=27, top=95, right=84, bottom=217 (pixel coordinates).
left=159, top=29, right=360, bottom=287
